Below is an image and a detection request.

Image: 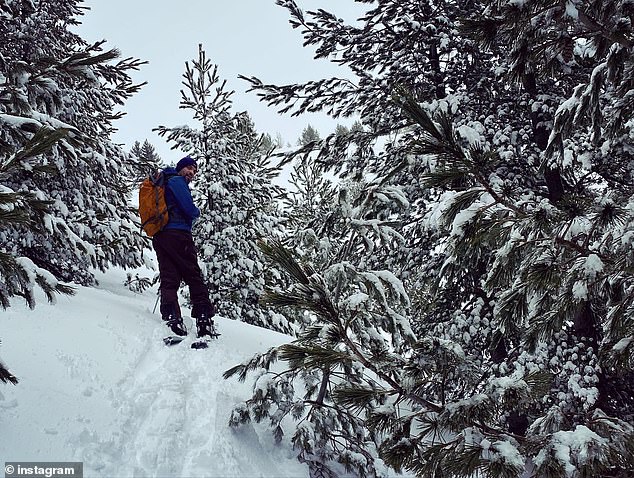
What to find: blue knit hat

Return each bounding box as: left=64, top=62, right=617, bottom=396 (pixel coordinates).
left=176, top=155, right=197, bottom=172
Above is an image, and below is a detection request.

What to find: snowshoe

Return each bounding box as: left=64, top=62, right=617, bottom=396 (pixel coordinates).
left=163, top=317, right=193, bottom=347
left=190, top=316, right=220, bottom=349
left=163, top=335, right=186, bottom=346
left=190, top=340, right=210, bottom=350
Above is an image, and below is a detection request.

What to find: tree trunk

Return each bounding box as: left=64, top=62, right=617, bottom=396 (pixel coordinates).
left=523, top=72, right=565, bottom=202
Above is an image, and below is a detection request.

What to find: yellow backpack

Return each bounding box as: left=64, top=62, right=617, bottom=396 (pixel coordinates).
left=138, top=171, right=172, bottom=237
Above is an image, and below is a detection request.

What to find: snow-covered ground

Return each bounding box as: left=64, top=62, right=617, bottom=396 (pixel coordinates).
left=0, top=267, right=308, bottom=477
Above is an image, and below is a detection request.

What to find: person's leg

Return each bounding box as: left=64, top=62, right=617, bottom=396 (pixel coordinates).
left=176, top=233, right=215, bottom=337
left=152, top=232, right=186, bottom=335
left=175, top=233, right=213, bottom=313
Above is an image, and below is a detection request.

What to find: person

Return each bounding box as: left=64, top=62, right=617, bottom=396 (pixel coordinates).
left=152, top=155, right=215, bottom=339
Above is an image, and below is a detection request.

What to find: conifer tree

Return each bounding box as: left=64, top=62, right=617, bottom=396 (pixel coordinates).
left=334, top=124, right=349, bottom=137
left=231, top=0, right=634, bottom=476
left=156, top=45, right=290, bottom=332
left=275, top=132, right=285, bottom=149
left=129, top=139, right=164, bottom=185
left=284, top=153, right=335, bottom=235
left=259, top=133, right=276, bottom=154
left=297, top=124, right=320, bottom=147
left=0, top=0, right=147, bottom=307
left=226, top=178, right=412, bottom=477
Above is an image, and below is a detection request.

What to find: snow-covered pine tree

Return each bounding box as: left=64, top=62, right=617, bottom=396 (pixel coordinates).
left=0, top=0, right=147, bottom=306
left=284, top=153, right=336, bottom=239
left=259, top=133, right=276, bottom=154
left=0, top=126, right=67, bottom=384
left=155, top=45, right=290, bottom=332
left=0, top=125, right=77, bottom=308
left=231, top=0, right=634, bottom=476
left=225, top=177, right=412, bottom=477
left=276, top=153, right=364, bottom=330
left=129, top=139, right=164, bottom=185
left=297, top=124, right=320, bottom=147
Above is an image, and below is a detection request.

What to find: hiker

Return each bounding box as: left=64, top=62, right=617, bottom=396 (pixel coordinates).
left=152, top=155, right=216, bottom=340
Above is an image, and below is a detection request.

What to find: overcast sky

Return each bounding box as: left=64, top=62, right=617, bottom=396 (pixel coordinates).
left=74, top=0, right=367, bottom=162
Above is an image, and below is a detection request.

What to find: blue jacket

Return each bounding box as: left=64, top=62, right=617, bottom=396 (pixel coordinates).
left=163, top=167, right=200, bottom=232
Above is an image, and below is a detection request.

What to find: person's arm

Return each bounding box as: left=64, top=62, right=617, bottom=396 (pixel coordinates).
left=168, top=176, right=200, bottom=219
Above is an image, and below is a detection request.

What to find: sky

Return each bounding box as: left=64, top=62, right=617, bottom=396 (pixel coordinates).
left=74, top=0, right=367, bottom=163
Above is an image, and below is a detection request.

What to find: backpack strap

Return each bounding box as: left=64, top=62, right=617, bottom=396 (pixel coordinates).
left=159, top=171, right=178, bottom=218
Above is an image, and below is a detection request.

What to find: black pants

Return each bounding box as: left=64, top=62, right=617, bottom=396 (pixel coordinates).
left=152, top=229, right=212, bottom=318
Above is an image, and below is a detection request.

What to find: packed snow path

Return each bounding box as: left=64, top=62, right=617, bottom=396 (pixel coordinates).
left=1, top=269, right=307, bottom=477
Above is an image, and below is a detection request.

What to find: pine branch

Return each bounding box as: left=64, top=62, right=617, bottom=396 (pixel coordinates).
left=394, top=90, right=525, bottom=216
left=331, top=385, right=388, bottom=414
left=258, top=240, right=310, bottom=285
left=0, top=357, right=18, bottom=385
left=278, top=343, right=351, bottom=371
left=223, top=347, right=279, bottom=382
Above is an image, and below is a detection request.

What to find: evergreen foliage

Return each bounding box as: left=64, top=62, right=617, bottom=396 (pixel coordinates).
left=155, top=45, right=290, bottom=332
left=0, top=126, right=77, bottom=308
left=0, top=340, right=18, bottom=385
left=298, top=124, right=320, bottom=147
left=226, top=173, right=412, bottom=476
left=259, top=133, right=276, bottom=154
left=129, top=139, right=164, bottom=185
left=230, top=0, right=634, bottom=476
left=283, top=153, right=336, bottom=238
left=124, top=271, right=158, bottom=294
left=0, top=0, right=147, bottom=308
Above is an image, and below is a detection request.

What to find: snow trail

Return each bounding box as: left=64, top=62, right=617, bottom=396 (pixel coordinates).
left=0, top=268, right=307, bottom=477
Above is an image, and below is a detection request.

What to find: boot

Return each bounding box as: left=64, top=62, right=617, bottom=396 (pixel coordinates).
left=166, top=316, right=187, bottom=336
left=195, top=315, right=215, bottom=338
left=160, top=303, right=187, bottom=337
left=192, top=302, right=216, bottom=338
